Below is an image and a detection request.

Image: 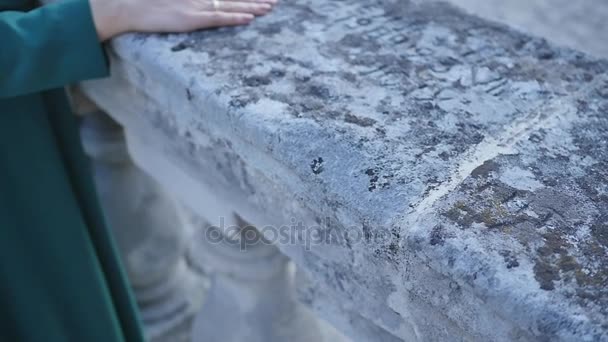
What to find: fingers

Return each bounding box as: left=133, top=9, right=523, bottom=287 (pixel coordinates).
left=223, top=0, right=278, bottom=4
left=208, top=1, right=273, bottom=16
left=182, top=0, right=279, bottom=32
left=195, top=11, right=255, bottom=29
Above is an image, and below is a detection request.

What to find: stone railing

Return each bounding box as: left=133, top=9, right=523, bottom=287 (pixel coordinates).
left=74, top=0, right=608, bottom=341
left=441, top=0, right=608, bottom=58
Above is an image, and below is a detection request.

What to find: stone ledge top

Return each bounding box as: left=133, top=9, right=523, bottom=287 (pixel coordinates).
left=93, top=0, right=607, bottom=340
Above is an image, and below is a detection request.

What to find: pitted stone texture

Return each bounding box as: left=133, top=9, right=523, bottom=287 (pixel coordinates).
left=438, top=0, right=608, bottom=59
left=83, top=0, right=608, bottom=340
left=406, top=76, right=608, bottom=341
left=118, top=0, right=603, bottom=226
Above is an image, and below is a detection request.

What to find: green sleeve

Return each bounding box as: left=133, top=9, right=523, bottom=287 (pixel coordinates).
left=0, top=0, right=109, bottom=99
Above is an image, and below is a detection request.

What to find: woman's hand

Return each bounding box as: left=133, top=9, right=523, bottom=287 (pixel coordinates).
left=90, top=0, right=277, bottom=41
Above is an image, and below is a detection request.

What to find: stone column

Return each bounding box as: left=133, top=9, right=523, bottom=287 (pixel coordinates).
left=80, top=111, right=206, bottom=340
left=188, top=214, right=347, bottom=342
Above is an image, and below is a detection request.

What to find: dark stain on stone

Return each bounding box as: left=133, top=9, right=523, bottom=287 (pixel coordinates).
left=558, top=255, right=578, bottom=272
left=362, top=223, right=372, bottom=242
left=499, top=250, right=520, bottom=269
left=531, top=226, right=604, bottom=294
left=258, top=22, right=283, bottom=36
left=171, top=41, right=189, bottom=52
left=442, top=180, right=540, bottom=231
left=325, top=110, right=342, bottom=120
left=391, top=227, right=401, bottom=240
left=541, top=177, right=558, bottom=187
left=443, top=201, right=475, bottom=227
left=229, top=93, right=259, bottom=108
left=243, top=75, right=272, bottom=87
left=582, top=73, right=594, bottom=82
left=528, top=130, right=545, bottom=143
left=270, top=69, right=286, bottom=78
left=577, top=99, right=590, bottom=113
left=449, top=280, right=461, bottom=292
left=537, top=49, right=555, bottom=60
left=186, top=88, right=193, bottom=101
left=306, top=84, right=332, bottom=99
left=267, top=55, right=313, bottom=70
left=292, top=73, right=310, bottom=83
left=388, top=242, right=399, bottom=257
left=534, top=261, right=558, bottom=290
left=448, top=255, right=456, bottom=268
left=439, top=56, right=460, bottom=67
left=344, top=113, right=376, bottom=127
left=596, top=81, right=608, bottom=99
left=340, top=33, right=366, bottom=48
left=340, top=72, right=358, bottom=83
left=366, top=168, right=379, bottom=192
left=364, top=168, right=391, bottom=192
left=230, top=98, right=246, bottom=108
left=430, top=225, right=445, bottom=246
left=570, top=57, right=608, bottom=75
left=415, top=146, right=436, bottom=159
left=310, top=157, right=324, bottom=175
left=591, top=223, right=608, bottom=248
left=356, top=17, right=373, bottom=26
left=471, top=160, right=499, bottom=178
left=439, top=151, right=451, bottom=161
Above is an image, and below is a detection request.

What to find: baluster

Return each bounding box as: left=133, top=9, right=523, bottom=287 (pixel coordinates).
left=80, top=111, right=206, bottom=341
left=188, top=214, right=347, bottom=342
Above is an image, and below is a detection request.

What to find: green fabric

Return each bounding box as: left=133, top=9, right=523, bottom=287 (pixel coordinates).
left=0, top=0, right=145, bottom=341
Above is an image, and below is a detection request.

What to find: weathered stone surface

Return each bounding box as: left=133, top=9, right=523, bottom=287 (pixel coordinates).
left=438, top=0, right=608, bottom=59
left=81, top=0, right=608, bottom=340
left=405, top=77, right=608, bottom=341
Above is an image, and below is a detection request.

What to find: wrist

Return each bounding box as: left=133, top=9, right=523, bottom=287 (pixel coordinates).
left=90, top=0, right=131, bottom=41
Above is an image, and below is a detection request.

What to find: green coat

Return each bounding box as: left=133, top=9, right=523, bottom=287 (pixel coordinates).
left=0, top=0, right=145, bottom=341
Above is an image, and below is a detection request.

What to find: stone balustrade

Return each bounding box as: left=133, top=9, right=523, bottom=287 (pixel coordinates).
left=440, top=0, right=608, bottom=59
left=74, top=0, right=607, bottom=341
